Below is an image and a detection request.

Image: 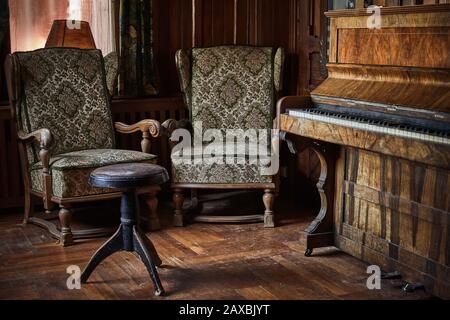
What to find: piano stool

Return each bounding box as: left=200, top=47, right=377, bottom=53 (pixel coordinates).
left=80, top=163, right=169, bottom=296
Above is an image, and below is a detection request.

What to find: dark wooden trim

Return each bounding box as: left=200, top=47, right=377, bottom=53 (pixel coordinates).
left=111, top=97, right=185, bottom=113
left=171, top=183, right=276, bottom=190
left=0, top=105, right=10, bottom=119
left=193, top=214, right=264, bottom=224
left=325, top=4, right=450, bottom=17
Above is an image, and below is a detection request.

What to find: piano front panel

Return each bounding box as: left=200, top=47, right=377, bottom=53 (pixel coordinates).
left=327, top=5, right=450, bottom=64
left=280, top=114, right=450, bottom=169
left=337, top=27, right=450, bottom=68
left=334, top=148, right=450, bottom=298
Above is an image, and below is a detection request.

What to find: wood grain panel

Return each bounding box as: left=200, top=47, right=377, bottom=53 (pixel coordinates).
left=337, top=27, right=450, bottom=68
left=280, top=114, right=450, bottom=170
left=335, top=148, right=450, bottom=298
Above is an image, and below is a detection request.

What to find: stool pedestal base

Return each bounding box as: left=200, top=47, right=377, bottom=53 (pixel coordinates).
left=81, top=190, right=165, bottom=296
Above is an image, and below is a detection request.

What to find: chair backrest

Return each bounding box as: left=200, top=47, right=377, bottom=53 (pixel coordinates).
left=7, top=48, right=115, bottom=165
left=176, top=46, right=284, bottom=133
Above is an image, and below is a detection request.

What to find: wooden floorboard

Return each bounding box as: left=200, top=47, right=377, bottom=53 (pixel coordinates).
left=0, top=201, right=437, bottom=300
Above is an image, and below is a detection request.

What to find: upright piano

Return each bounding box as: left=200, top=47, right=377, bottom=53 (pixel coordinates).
left=279, top=4, right=450, bottom=298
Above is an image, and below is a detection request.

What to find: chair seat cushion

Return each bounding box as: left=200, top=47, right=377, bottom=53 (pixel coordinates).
left=30, top=149, right=157, bottom=198
left=171, top=143, right=273, bottom=184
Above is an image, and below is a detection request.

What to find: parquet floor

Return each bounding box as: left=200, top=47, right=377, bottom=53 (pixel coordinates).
left=0, top=200, right=435, bottom=300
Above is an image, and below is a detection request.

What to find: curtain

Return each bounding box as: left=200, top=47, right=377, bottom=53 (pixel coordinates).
left=89, top=0, right=115, bottom=55
left=8, top=0, right=114, bottom=54
left=9, top=0, right=70, bottom=52
left=118, top=0, right=158, bottom=97
left=0, top=0, right=8, bottom=46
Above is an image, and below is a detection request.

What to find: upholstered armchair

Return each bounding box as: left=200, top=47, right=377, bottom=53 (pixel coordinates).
left=163, top=45, right=284, bottom=227
left=5, top=48, right=162, bottom=246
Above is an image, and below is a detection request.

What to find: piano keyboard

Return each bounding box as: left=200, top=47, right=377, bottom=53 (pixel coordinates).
left=287, top=108, right=450, bottom=145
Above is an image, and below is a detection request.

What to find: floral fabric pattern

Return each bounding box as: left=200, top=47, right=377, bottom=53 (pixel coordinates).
left=274, top=48, right=285, bottom=93
left=190, top=46, right=275, bottom=133
left=175, top=49, right=191, bottom=107
left=104, top=51, right=119, bottom=96
left=13, top=48, right=115, bottom=164
left=172, top=161, right=272, bottom=184
left=171, top=143, right=272, bottom=184
left=31, top=149, right=157, bottom=198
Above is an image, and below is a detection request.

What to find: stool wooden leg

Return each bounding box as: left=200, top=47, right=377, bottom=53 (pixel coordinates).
left=139, top=230, right=163, bottom=267
left=173, top=189, right=185, bottom=227
left=81, top=225, right=123, bottom=283
left=263, top=189, right=275, bottom=228
left=59, top=205, right=74, bottom=246
left=133, top=226, right=165, bottom=296
left=82, top=189, right=165, bottom=296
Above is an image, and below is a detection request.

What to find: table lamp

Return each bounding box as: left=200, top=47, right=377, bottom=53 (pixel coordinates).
left=45, top=20, right=96, bottom=49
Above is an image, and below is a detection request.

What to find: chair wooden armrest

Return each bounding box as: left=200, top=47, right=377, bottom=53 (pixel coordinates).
left=17, top=128, right=54, bottom=210
left=115, top=119, right=161, bottom=153
left=17, top=128, right=54, bottom=172
left=161, top=119, right=192, bottom=136
left=161, top=119, right=192, bottom=151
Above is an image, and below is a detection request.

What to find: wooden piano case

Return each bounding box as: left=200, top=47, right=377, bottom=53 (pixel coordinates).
left=280, top=4, right=450, bottom=298
left=329, top=5, right=450, bottom=299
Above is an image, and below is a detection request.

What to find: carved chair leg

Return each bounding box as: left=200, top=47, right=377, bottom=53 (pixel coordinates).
left=23, top=192, right=34, bottom=225
left=59, top=205, right=74, bottom=247
left=173, top=189, right=185, bottom=227
left=45, top=202, right=56, bottom=215
left=141, top=192, right=161, bottom=231
left=263, top=189, right=275, bottom=228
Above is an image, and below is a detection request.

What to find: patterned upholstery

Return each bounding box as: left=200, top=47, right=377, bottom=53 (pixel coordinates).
left=191, top=46, right=274, bottom=132
left=171, top=143, right=272, bottom=184
left=173, top=46, right=284, bottom=184
left=12, top=48, right=115, bottom=164
left=104, top=52, right=119, bottom=96
left=30, top=149, right=157, bottom=198
left=8, top=48, right=159, bottom=199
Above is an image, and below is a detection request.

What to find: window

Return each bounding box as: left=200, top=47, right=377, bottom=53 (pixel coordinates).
left=9, top=0, right=115, bottom=54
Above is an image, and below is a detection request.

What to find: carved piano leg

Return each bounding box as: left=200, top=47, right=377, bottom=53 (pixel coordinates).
left=303, top=146, right=335, bottom=256
left=281, top=133, right=335, bottom=256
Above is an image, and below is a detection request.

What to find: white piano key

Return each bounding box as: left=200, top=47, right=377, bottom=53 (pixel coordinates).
left=287, top=109, right=450, bottom=146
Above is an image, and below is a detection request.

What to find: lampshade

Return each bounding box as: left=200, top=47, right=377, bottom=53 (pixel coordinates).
left=45, top=20, right=96, bottom=49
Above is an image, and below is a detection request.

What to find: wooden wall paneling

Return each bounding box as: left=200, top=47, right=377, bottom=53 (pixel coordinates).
left=156, top=0, right=329, bottom=97
left=152, top=0, right=193, bottom=97
left=0, top=108, right=23, bottom=209
left=1, top=0, right=334, bottom=209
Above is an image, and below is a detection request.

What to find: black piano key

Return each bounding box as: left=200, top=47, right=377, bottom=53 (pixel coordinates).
left=299, top=107, right=449, bottom=139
